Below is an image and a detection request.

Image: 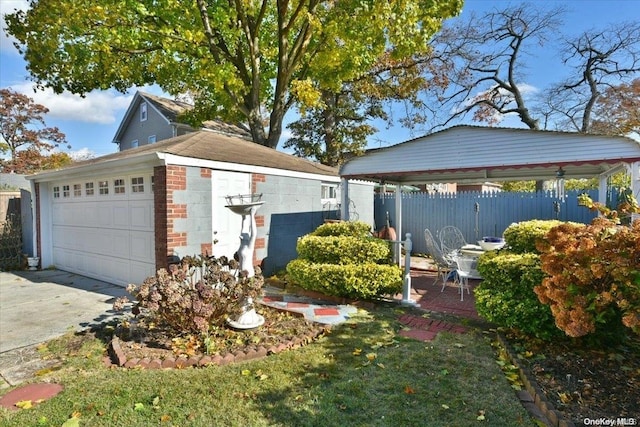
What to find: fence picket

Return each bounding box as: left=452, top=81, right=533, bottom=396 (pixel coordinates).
left=375, top=190, right=603, bottom=255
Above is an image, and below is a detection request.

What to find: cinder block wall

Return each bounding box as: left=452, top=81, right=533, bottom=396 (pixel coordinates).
left=170, top=166, right=213, bottom=259
left=255, top=174, right=327, bottom=275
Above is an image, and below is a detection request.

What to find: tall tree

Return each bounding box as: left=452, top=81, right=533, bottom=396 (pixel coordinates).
left=2, top=150, right=73, bottom=174
left=544, top=22, right=640, bottom=133
left=590, top=78, right=640, bottom=137
left=0, top=88, right=68, bottom=168
left=421, top=4, right=565, bottom=131
left=6, top=0, right=462, bottom=149
left=284, top=53, right=451, bottom=166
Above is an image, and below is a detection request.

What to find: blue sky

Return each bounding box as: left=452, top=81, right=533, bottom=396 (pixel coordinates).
left=1, top=0, right=639, bottom=158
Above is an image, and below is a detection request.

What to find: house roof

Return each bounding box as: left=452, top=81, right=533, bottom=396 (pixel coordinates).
left=340, top=125, right=640, bottom=184
left=30, top=131, right=339, bottom=181
left=111, top=92, right=251, bottom=144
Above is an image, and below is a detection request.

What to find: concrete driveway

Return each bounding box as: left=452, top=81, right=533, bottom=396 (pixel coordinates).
left=0, top=269, right=128, bottom=387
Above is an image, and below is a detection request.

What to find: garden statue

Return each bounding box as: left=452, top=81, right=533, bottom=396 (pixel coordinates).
left=225, top=194, right=265, bottom=329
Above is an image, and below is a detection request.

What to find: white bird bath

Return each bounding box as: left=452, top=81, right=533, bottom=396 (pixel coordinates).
left=224, top=194, right=265, bottom=329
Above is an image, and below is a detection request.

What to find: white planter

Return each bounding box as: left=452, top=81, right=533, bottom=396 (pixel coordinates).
left=27, top=257, right=40, bottom=271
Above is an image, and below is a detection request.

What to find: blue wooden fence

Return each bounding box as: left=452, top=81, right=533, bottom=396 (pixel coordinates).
left=374, top=189, right=608, bottom=255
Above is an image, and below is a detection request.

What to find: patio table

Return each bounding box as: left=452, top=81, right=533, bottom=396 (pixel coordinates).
left=459, top=245, right=484, bottom=279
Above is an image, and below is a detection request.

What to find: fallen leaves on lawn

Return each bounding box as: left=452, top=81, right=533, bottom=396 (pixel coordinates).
left=15, top=400, right=33, bottom=409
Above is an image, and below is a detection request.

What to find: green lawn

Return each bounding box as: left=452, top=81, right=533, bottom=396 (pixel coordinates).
left=0, top=307, right=535, bottom=426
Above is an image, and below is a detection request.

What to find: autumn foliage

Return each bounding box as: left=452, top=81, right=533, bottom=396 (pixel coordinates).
left=536, top=218, right=640, bottom=341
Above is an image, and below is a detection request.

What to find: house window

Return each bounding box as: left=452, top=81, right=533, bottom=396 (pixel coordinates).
left=73, top=184, right=82, bottom=197
left=140, top=102, right=147, bottom=121
left=132, top=177, right=144, bottom=193
left=114, top=179, right=125, bottom=194
left=85, top=182, right=94, bottom=196
left=131, top=139, right=139, bottom=148
left=151, top=175, right=154, bottom=192
left=53, top=186, right=60, bottom=198
left=148, top=135, right=156, bottom=144
left=321, top=183, right=337, bottom=201
left=99, top=180, right=109, bottom=195
left=62, top=185, right=70, bottom=198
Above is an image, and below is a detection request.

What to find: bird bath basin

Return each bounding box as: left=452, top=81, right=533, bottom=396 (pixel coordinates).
left=225, top=194, right=265, bottom=215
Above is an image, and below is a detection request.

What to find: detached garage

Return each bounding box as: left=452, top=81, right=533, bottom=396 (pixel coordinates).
left=28, top=132, right=373, bottom=286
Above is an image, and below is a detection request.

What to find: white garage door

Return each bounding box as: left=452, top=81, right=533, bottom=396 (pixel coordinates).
left=50, top=173, right=155, bottom=287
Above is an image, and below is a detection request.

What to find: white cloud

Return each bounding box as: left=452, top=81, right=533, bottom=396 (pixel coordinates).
left=9, top=83, right=133, bottom=124
left=69, top=148, right=97, bottom=161
left=0, top=0, right=28, bottom=55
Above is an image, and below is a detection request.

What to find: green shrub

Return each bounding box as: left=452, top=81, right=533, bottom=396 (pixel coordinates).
left=310, top=220, right=372, bottom=237
left=286, top=221, right=402, bottom=299
left=286, top=259, right=402, bottom=299
left=296, top=235, right=392, bottom=265
left=475, top=251, right=561, bottom=340
left=503, top=220, right=565, bottom=254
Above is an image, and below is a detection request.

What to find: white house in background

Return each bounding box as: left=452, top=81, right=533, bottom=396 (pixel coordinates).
left=28, top=131, right=374, bottom=286
left=112, top=91, right=251, bottom=151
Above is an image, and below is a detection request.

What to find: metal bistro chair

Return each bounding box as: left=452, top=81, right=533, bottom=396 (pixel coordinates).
left=453, top=255, right=475, bottom=301
left=424, top=228, right=457, bottom=287
left=439, top=226, right=468, bottom=263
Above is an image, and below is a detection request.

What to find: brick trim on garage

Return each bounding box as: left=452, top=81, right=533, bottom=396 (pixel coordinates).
left=34, top=183, right=41, bottom=264
left=153, top=166, right=168, bottom=270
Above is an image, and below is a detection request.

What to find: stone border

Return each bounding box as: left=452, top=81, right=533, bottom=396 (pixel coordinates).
left=108, top=324, right=330, bottom=369
left=496, top=333, right=576, bottom=427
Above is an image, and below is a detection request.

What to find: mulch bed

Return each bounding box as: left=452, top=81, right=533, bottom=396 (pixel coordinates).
left=108, top=305, right=330, bottom=369
left=501, top=331, right=640, bottom=426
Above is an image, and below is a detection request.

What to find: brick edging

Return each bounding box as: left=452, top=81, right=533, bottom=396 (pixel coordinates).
left=108, top=324, right=330, bottom=369
left=496, top=333, right=576, bottom=427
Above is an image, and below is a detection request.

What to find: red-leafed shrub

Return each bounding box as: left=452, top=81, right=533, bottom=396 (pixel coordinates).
left=535, top=218, right=640, bottom=343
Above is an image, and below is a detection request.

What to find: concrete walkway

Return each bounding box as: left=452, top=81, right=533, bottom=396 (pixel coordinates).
left=0, top=270, right=127, bottom=387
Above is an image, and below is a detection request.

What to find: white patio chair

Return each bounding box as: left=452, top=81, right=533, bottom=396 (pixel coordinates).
left=438, top=226, right=468, bottom=263
left=424, top=228, right=456, bottom=287
left=453, top=255, right=475, bottom=301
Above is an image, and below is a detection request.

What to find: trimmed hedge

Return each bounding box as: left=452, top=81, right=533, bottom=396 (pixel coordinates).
left=310, top=221, right=373, bottom=237
left=286, top=221, right=402, bottom=300
left=286, top=259, right=402, bottom=300
left=296, top=235, right=392, bottom=265
left=503, top=220, right=565, bottom=254
left=476, top=251, right=561, bottom=340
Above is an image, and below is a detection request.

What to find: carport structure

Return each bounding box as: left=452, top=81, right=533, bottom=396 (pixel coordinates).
left=339, top=126, right=640, bottom=243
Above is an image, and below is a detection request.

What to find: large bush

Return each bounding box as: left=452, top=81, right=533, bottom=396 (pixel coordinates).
left=286, top=259, right=402, bottom=299
left=115, top=255, right=264, bottom=334
left=535, top=218, right=640, bottom=342
left=475, top=220, right=564, bottom=339
left=296, top=235, right=392, bottom=265
left=310, top=220, right=373, bottom=237
left=286, top=221, right=402, bottom=300
left=503, top=219, right=564, bottom=254
left=475, top=251, right=561, bottom=340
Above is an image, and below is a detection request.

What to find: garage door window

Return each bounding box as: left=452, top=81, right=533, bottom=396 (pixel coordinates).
left=99, top=181, right=109, bottom=195
left=63, top=185, right=70, bottom=198
left=53, top=186, right=60, bottom=198
left=73, top=184, right=82, bottom=197
left=85, top=182, right=94, bottom=196
left=114, top=179, right=125, bottom=194
left=132, top=177, right=144, bottom=193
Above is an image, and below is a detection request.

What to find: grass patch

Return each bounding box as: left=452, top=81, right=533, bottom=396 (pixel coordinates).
left=0, top=307, right=534, bottom=426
